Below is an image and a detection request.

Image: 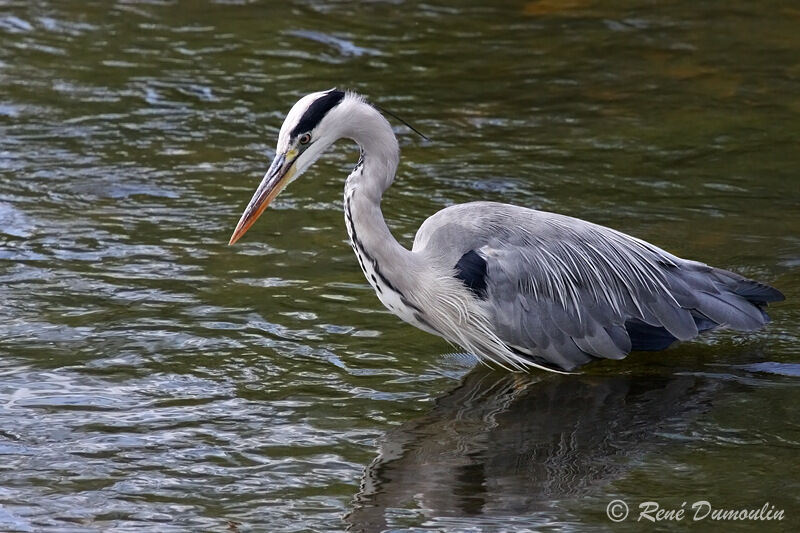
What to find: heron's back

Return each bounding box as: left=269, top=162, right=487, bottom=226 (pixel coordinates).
left=411, top=201, right=783, bottom=371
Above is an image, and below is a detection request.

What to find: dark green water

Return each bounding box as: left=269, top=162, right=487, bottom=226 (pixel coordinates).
left=1, top=1, right=799, bottom=531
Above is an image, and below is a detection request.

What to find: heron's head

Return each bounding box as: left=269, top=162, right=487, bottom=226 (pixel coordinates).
left=229, top=88, right=351, bottom=245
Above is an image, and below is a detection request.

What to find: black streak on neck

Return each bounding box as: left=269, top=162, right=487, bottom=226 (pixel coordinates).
left=344, top=190, right=422, bottom=314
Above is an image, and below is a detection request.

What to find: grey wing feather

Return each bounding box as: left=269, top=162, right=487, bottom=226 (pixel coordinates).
left=415, top=202, right=783, bottom=371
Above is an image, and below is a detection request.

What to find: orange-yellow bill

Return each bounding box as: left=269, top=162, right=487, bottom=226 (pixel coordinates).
left=229, top=155, right=296, bottom=245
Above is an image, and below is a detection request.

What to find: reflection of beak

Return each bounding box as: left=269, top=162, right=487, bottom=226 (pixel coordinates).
left=229, top=151, right=297, bottom=245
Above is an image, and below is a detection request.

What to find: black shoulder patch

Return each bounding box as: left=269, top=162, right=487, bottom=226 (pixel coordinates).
left=290, top=90, right=345, bottom=137
left=455, top=250, right=488, bottom=299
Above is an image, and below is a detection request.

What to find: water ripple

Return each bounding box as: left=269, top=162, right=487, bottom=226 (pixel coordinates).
left=0, top=0, right=797, bottom=531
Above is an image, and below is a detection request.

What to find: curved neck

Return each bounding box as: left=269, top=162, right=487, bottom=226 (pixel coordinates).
left=341, top=103, right=416, bottom=292
left=342, top=103, right=399, bottom=200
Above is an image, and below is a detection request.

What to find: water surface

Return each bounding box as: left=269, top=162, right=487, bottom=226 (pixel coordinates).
left=1, top=0, right=799, bottom=531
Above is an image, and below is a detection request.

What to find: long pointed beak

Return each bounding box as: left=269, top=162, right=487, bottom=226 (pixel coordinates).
left=229, top=152, right=296, bottom=245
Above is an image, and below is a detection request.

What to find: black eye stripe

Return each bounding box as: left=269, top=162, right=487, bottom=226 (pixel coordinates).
left=289, top=90, right=345, bottom=138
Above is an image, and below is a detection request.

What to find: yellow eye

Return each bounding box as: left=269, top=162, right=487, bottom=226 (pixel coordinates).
left=299, top=133, right=311, bottom=145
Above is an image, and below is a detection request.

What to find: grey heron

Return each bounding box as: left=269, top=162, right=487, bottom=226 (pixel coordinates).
left=229, top=89, right=784, bottom=372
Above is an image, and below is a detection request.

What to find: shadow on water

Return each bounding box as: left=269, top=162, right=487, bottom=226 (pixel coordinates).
left=345, top=366, right=724, bottom=532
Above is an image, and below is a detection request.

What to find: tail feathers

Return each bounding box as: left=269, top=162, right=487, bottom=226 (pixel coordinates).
left=731, top=279, right=785, bottom=306
left=709, top=268, right=784, bottom=305
left=694, top=290, right=766, bottom=331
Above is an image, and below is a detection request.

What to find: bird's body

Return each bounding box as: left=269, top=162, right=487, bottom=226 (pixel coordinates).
left=230, top=89, right=783, bottom=372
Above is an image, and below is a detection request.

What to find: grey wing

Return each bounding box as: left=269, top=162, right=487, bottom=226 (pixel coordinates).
left=452, top=210, right=784, bottom=371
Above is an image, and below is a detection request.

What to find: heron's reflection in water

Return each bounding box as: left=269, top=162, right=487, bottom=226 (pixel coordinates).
left=346, top=368, right=720, bottom=531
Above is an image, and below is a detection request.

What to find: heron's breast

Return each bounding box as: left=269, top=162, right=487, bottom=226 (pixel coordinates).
left=343, top=226, right=436, bottom=335
left=348, top=235, right=436, bottom=332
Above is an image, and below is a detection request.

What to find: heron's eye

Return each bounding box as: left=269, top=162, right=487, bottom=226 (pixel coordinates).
left=299, top=133, right=311, bottom=145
